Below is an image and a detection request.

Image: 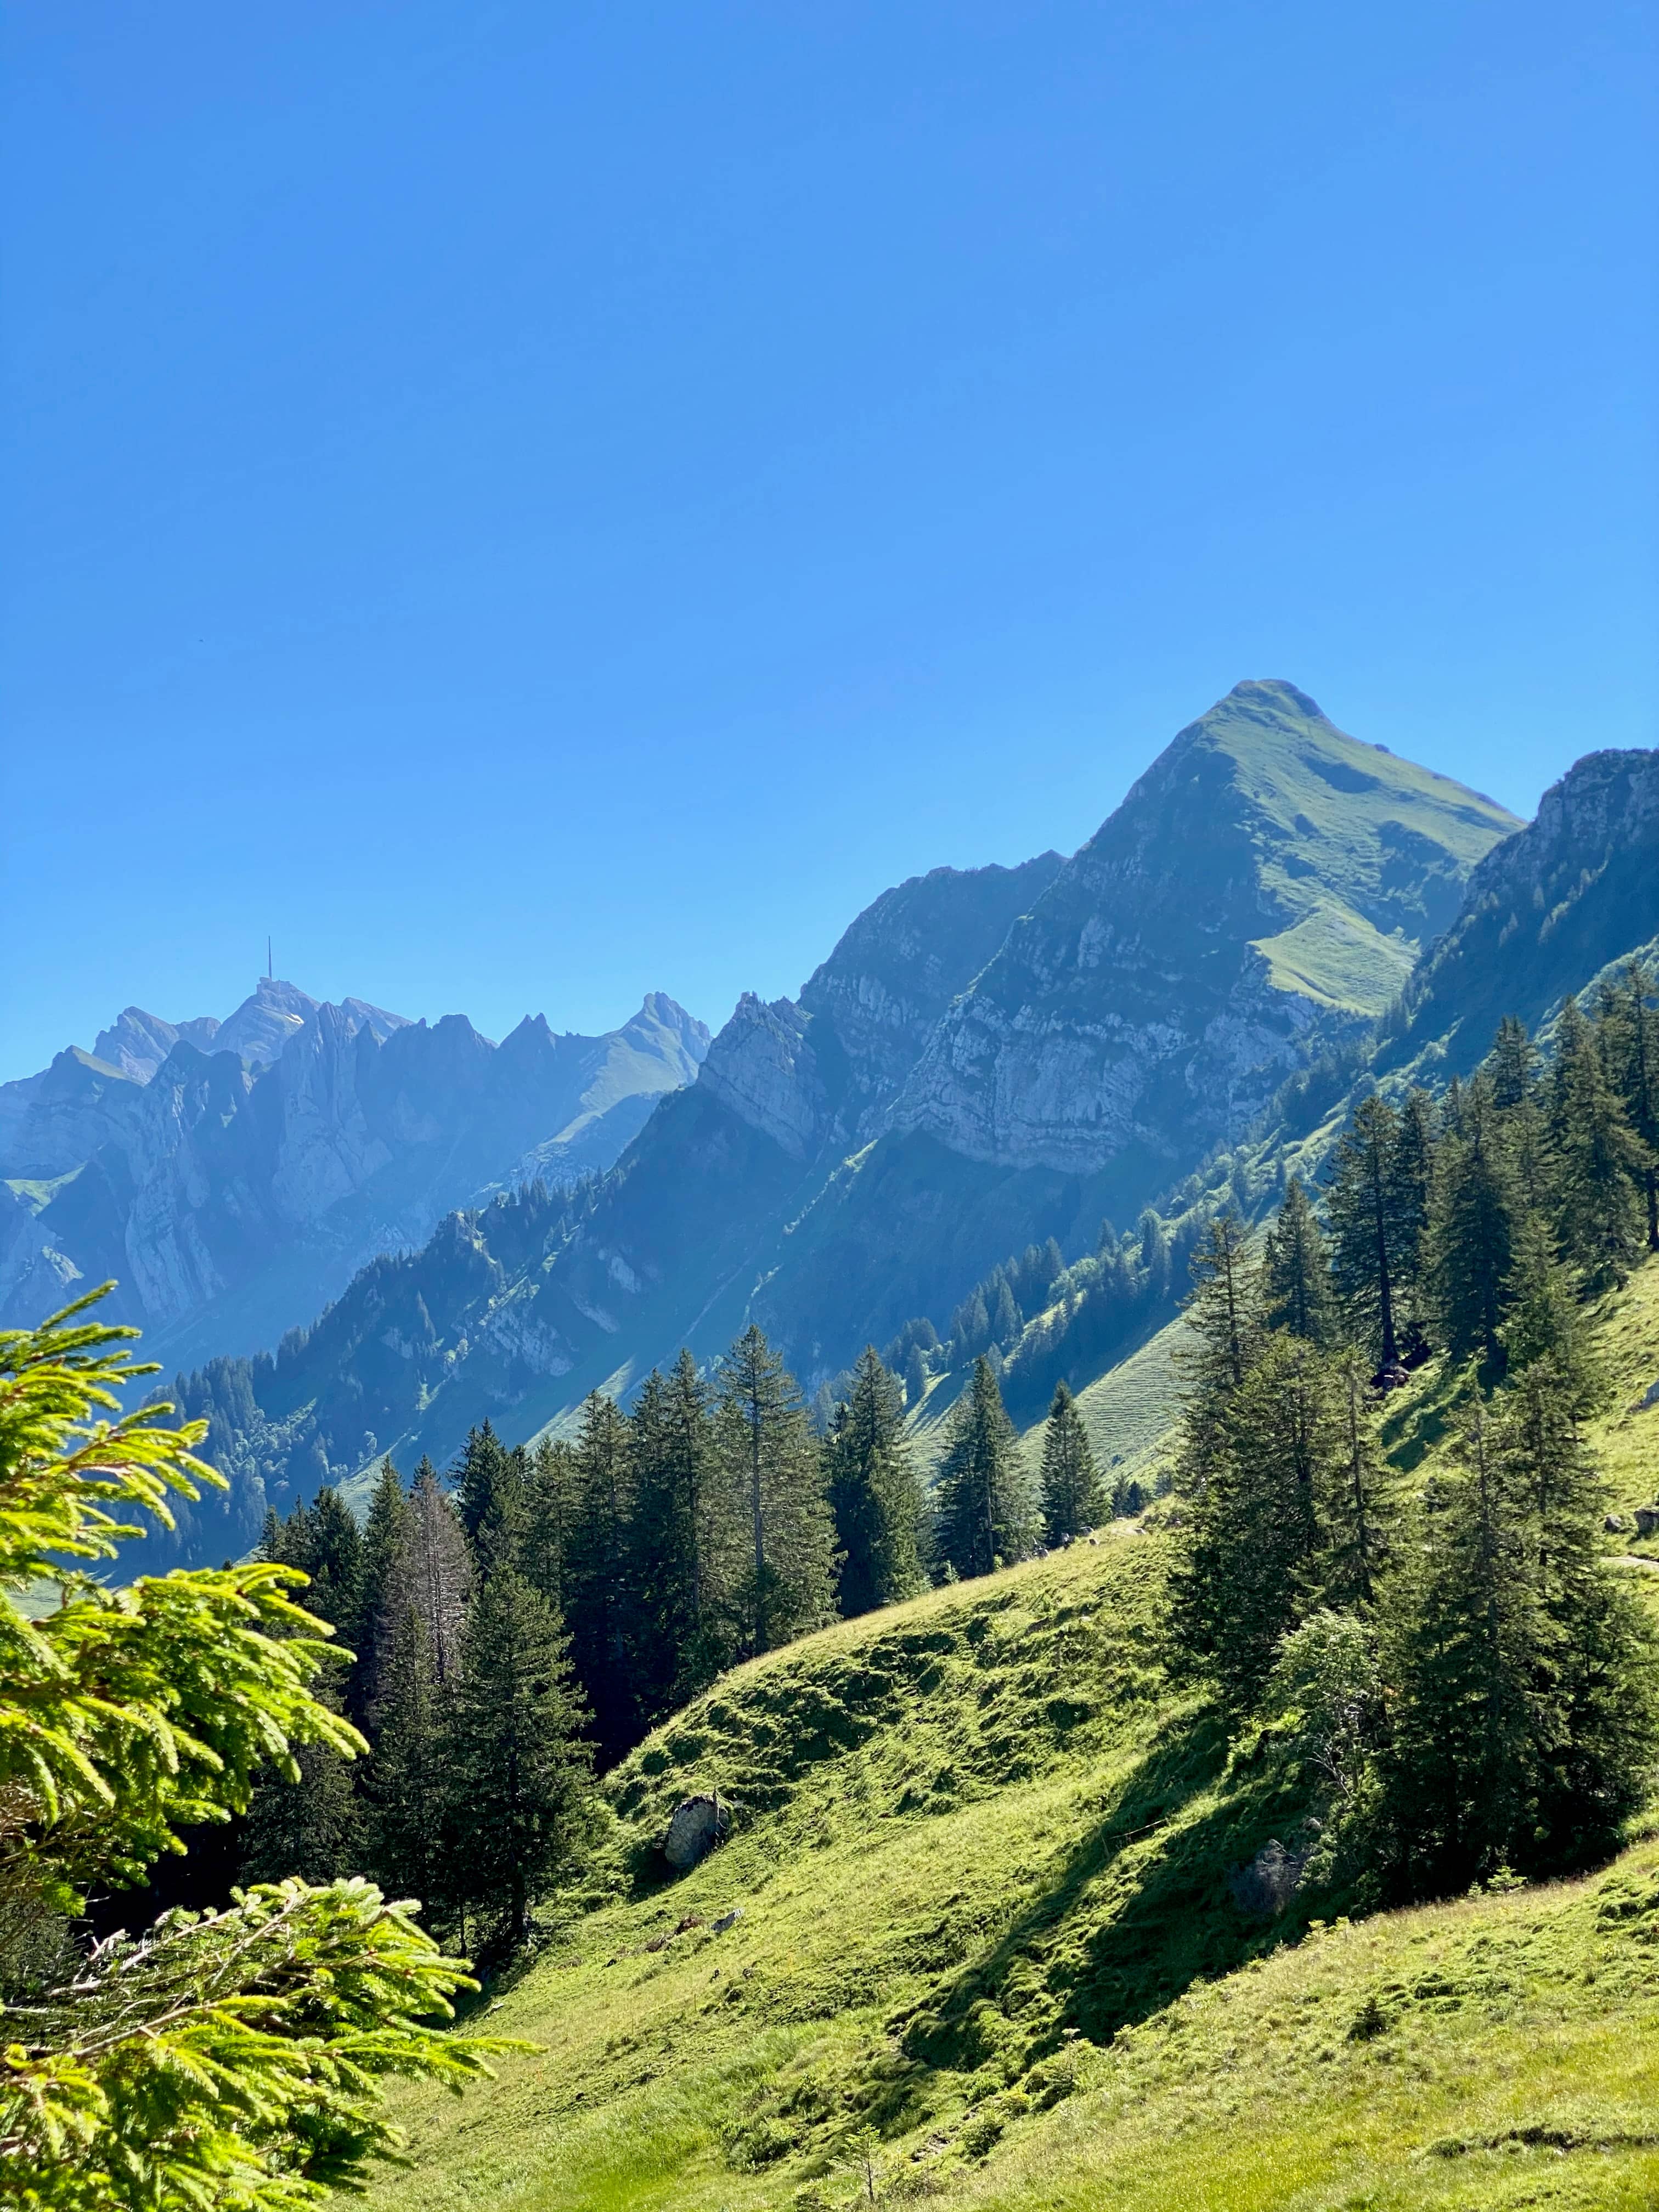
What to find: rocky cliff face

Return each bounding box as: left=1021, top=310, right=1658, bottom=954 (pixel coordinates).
left=796, top=853, right=1065, bottom=1138
left=1389, top=746, right=1659, bottom=1072
left=671, top=856, right=1069, bottom=1168
left=889, top=681, right=1519, bottom=1175
left=0, top=980, right=709, bottom=1363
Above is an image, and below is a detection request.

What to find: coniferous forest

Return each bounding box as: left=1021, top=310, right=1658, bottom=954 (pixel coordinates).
left=230, top=966, right=1659, bottom=1950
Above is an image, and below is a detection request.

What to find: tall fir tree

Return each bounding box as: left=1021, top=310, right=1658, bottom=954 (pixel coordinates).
left=1389, top=1086, right=1438, bottom=1356
left=934, top=1357, right=1039, bottom=1581
left=1174, top=1213, right=1263, bottom=1486
left=1169, top=1336, right=1335, bottom=1707
left=628, top=1356, right=737, bottom=1713
left=1429, top=1072, right=1519, bottom=1368
left=1261, top=1175, right=1337, bottom=1345
left=1497, top=1354, right=1657, bottom=1860
left=518, top=1435, right=579, bottom=1614
left=362, top=1600, right=453, bottom=1925
left=824, top=1347, right=927, bottom=1616
left=442, top=1570, right=594, bottom=1940
left=563, top=1391, right=639, bottom=1759
left=1486, top=1017, right=1552, bottom=1223
left=1598, top=958, right=1659, bottom=1251
left=453, top=1419, right=526, bottom=1569
left=1379, top=1394, right=1535, bottom=1895
left=1547, top=994, right=1649, bottom=1288
left=241, top=1489, right=365, bottom=1884
left=347, top=1455, right=410, bottom=1727
left=1038, top=1380, right=1107, bottom=1544
left=715, top=1325, right=836, bottom=1656
left=1319, top=1352, right=1394, bottom=1609
left=1499, top=1210, right=1604, bottom=1412
left=1326, top=1092, right=1407, bottom=1369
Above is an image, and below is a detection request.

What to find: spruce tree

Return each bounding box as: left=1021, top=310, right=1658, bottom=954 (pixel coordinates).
left=1429, top=1073, right=1518, bottom=1368
left=363, top=1601, right=453, bottom=1923
left=1599, top=958, right=1659, bottom=1251
left=628, top=1354, right=735, bottom=1712
left=1487, top=1014, right=1535, bottom=1109
left=1497, top=1356, right=1657, bottom=1862
left=1380, top=1393, right=1534, bottom=1893
left=1389, top=1086, right=1438, bottom=1356
left=715, top=1325, right=836, bottom=1656
left=348, top=1455, right=409, bottom=1726
left=518, top=1435, right=579, bottom=1613
left=1319, top=1352, right=1393, bottom=1609
left=992, top=1278, right=1021, bottom=1349
left=1169, top=1335, right=1334, bottom=1707
left=934, top=1357, right=1039, bottom=1581
left=1548, top=994, right=1649, bottom=1288
left=563, top=1390, right=639, bottom=1757
left=453, top=1419, right=526, bottom=1569
left=1499, top=1210, right=1603, bottom=1412
left=1327, top=1093, right=1406, bottom=1368
left=1173, top=1213, right=1263, bottom=1485
left=241, top=1486, right=366, bottom=1880
left=1261, top=1175, right=1336, bottom=1345
left=442, top=1570, right=593, bottom=1940
left=1038, top=1381, right=1106, bottom=1543
left=825, top=1347, right=926, bottom=1616
left=1383, top=1373, right=1657, bottom=1889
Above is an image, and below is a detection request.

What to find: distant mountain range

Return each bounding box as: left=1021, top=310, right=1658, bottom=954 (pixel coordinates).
left=0, top=977, right=709, bottom=1372
left=129, top=677, right=1659, bottom=1574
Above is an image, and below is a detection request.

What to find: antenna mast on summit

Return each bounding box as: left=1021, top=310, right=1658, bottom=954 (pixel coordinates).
left=267, top=935, right=273, bottom=983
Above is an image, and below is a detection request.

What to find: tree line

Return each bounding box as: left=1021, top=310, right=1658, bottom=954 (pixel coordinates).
left=246, top=1316, right=1126, bottom=1944
left=1170, top=967, right=1659, bottom=1899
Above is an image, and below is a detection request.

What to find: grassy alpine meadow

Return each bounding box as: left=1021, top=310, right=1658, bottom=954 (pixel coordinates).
left=348, top=1258, right=1659, bottom=2210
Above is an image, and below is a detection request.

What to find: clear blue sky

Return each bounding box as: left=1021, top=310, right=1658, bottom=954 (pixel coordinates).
left=3, top=2, right=1655, bottom=1079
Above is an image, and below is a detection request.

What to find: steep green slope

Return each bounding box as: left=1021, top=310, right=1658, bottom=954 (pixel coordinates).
left=356, top=1270, right=1659, bottom=2211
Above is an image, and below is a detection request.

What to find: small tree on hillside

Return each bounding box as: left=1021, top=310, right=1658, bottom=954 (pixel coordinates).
left=715, top=1325, right=837, bottom=1656
left=825, top=1347, right=927, bottom=1616
left=1038, top=1381, right=1106, bottom=1543
left=934, top=1358, right=1039, bottom=1581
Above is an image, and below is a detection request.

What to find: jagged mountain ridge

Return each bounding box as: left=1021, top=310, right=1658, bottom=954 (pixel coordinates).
left=0, top=980, right=709, bottom=1374
left=158, top=682, right=1556, bottom=1565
